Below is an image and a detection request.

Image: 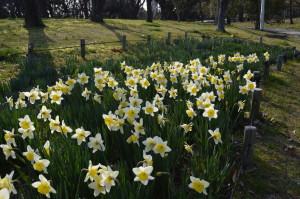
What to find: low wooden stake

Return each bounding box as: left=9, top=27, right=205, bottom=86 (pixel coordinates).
left=250, top=88, right=262, bottom=124
left=28, top=42, right=34, bottom=63
left=277, top=55, right=283, bottom=71
left=292, top=46, right=296, bottom=51
left=283, top=52, right=288, bottom=63
left=185, top=31, right=188, bottom=39
left=264, top=60, right=270, bottom=78
left=294, top=50, right=299, bottom=59
left=167, top=32, right=171, bottom=45
left=259, top=36, right=263, bottom=44
left=253, top=71, right=260, bottom=88
left=242, top=126, right=257, bottom=167
left=80, top=39, right=85, bottom=59
left=122, top=35, right=126, bottom=51
left=147, top=35, right=151, bottom=43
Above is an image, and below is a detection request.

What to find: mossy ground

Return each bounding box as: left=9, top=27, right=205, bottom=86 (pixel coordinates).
left=236, top=60, right=300, bottom=198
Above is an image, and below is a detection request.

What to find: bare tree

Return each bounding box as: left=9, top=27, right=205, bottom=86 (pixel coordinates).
left=22, top=0, right=45, bottom=27
left=216, top=0, right=229, bottom=32
left=90, top=0, right=106, bottom=22
left=147, top=0, right=153, bottom=22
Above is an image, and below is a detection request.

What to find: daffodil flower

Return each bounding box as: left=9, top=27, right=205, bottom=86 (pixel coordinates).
left=32, top=175, right=56, bottom=198
left=189, top=176, right=210, bottom=195
left=132, top=166, right=154, bottom=185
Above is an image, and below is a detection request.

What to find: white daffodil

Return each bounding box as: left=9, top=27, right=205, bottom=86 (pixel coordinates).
left=88, top=133, right=105, bottom=153
left=203, top=107, right=218, bottom=121
left=132, top=166, right=154, bottom=185
left=3, top=129, right=16, bottom=146
left=152, top=137, right=171, bottom=157
left=180, top=123, right=193, bottom=134
left=0, top=188, right=10, bottom=199
left=133, top=118, right=145, bottom=135
left=0, top=171, right=17, bottom=194
left=142, top=137, right=157, bottom=152
left=77, top=72, right=89, bottom=85
left=50, top=91, right=63, bottom=105
left=32, top=174, right=56, bottom=198
left=49, top=116, right=61, bottom=134
left=82, top=87, right=92, bottom=100
left=37, top=106, right=52, bottom=121
left=142, top=101, right=158, bottom=116
left=33, top=157, right=50, bottom=174
left=24, top=89, right=40, bottom=104
left=43, top=140, right=51, bottom=156
left=100, top=166, right=119, bottom=193
left=18, top=115, right=35, bottom=134
left=88, top=175, right=106, bottom=196
left=208, top=128, right=222, bottom=144
left=71, top=127, right=91, bottom=145
left=142, top=150, right=153, bottom=166
left=123, top=106, right=140, bottom=120
left=0, top=144, right=16, bottom=160
left=84, top=160, right=101, bottom=182
left=22, top=145, right=40, bottom=163
left=188, top=176, right=210, bottom=195
left=60, top=120, right=73, bottom=136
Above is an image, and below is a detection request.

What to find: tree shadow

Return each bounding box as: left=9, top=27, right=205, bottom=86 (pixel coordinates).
left=9, top=26, right=58, bottom=92
left=98, top=22, right=123, bottom=41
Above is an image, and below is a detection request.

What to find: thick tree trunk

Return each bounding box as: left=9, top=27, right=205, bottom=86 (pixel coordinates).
left=238, top=8, right=244, bottom=22
left=22, top=0, right=45, bottom=27
left=83, top=0, right=89, bottom=19
left=160, top=3, right=167, bottom=20
left=91, top=0, right=106, bottom=22
left=216, top=0, right=229, bottom=32
left=289, top=0, right=294, bottom=24
left=147, top=0, right=153, bottom=22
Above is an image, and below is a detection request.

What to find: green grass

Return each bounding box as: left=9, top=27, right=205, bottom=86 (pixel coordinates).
left=1, top=18, right=300, bottom=82
left=236, top=60, right=300, bottom=198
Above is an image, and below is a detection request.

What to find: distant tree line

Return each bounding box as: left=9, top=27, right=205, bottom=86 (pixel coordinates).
left=0, top=0, right=299, bottom=30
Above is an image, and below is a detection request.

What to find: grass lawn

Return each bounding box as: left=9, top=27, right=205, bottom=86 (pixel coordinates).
left=1, top=18, right=300, bottom=82
left=236, top=60, right=300, bottom=198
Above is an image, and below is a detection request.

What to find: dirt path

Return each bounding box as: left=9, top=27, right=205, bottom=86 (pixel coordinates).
left=245, top=26, right=300, bottom=38
left=237, top=60, right=300, bottom=198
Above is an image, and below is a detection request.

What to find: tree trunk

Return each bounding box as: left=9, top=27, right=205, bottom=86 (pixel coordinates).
left=22, top=0, right=45, bottom=27
left=91, top=0, right=106, bottom=22
left=83, top=0, right=89, bottom=19
left=216, top=0, right=229, bottom=32
left=147, top=0, right=153, bottom=22
left=160, top=2, right=167, bottom=20
left=238, top=8, right=244, bottom=22
left=215, top=0, right=220, bottom=25
left=289, top=0, right=294, bottom=24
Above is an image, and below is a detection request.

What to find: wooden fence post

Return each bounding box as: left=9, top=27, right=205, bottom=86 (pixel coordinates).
left=122, top=35, right=126, bottom=51
left=147, top=35, right=151, bottom=43
left=185, top=31, right=188, bottom=39
left=28, top=42, right=34, bottom=62
left=259, top=36, right=263, bottom=44
left=277, top=55, right=283, bottom=71
left=201, top=33, right=205, bottom=40
left=167, top=32, right=171, bottom=45
left=250, top=88, right=262, bottom=125
left=80, top=39, right=85, bottom=59
left=264, top=60, right=270, bottom=78
left=292, top=46, right=296, bottom=51
left=242, top=126, right=257, bottom=167
left=253, top=71, right=260, bottom=88
left=294, top=50, right=299, bottom=59
left=283, top=52, right=288, bottom=63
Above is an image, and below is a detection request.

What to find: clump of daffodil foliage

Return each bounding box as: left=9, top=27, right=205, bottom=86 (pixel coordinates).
left=0, top=51, right=270, bottom=198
